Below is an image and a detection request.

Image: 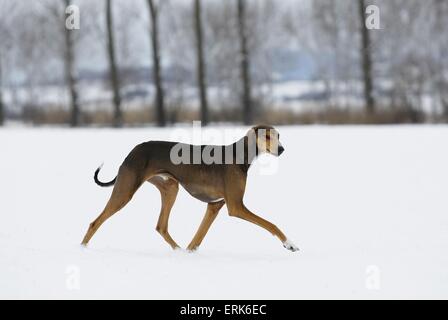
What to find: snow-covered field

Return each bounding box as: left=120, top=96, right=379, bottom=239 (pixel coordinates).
left=1, top=125, right=448, bottom=299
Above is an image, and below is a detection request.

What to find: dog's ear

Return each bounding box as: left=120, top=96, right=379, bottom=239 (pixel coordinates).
left=256, top=134, right=268, bottom=153
left=247, top=125, right=275, bottom=139
left=250, top=124, right=274, bottom=133
left=255, top=128, right=271, bottom=154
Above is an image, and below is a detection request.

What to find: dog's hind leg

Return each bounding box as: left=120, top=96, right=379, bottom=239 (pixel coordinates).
left=187, top=200, right=225, bottom=251
left=81, top=166, right=143, bottom=246
left=149, top=175, right=180, bottom=250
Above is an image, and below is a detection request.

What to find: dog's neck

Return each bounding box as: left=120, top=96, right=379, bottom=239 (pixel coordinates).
left=228, top=136, right=259, bottom=171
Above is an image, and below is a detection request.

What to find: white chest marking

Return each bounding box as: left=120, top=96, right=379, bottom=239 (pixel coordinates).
left=156, top=174, right=170, bottom=181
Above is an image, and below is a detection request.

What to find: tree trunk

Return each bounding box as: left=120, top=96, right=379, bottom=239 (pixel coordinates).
left=434, top=0, right=448, bottom=122
left=194, top=0, right=209, bottom=126
left=237, top=0, right=252, bottom=125
left=0, top=52, right=4, bottom=126
left=358, top=0, right=375, bottom=115
left=147, top=0, right=166, bottom=127
left=106, top=0, right=122, bottom=127
left=64, top=0, right=80, bottom=127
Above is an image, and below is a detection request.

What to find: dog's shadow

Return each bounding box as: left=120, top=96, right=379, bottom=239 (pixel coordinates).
left=80, top=245, right=296, bottom=263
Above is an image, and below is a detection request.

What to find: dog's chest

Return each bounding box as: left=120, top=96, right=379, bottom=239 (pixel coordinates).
left=166, top=162, right=225, bottom=203
left=180, top=182, right=223, bottom=203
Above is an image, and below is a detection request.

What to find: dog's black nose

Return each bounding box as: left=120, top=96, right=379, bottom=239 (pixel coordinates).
left=278, top=145, right=285, bottom=155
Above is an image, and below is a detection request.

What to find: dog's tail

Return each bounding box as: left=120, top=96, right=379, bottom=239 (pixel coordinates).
left=94, top=164, right=116, bottom=187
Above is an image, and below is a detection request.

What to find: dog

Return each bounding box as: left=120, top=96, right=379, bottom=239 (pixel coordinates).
left=81, top=125, right=299, bottom=252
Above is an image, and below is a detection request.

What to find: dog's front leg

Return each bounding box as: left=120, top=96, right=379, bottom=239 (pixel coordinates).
left=226, top=201, right=299, bottom=252
left=223, top=169, right=299, bottom=252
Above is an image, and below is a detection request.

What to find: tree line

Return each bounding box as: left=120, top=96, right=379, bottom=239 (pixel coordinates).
left=0, top=0, right=447, bottom=126
left=0, top=0, right=256, bottom=127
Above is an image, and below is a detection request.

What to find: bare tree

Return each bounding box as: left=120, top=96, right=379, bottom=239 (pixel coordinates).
left=237, top=0, right=252, bottom=125
left=0, top=0, right=18, bottom=126
left=194, top=0, right=209, bottom=125
left=106, top=0, right=122, bottom=127
left=64, top=0, right=80, bottom=127
left=358, top=0, right=375, bottom=114
left=433, top=0, right=448, bottom=121
left=0, top=54, right=4, bottom=126
left=31, top=1, right=83, bottom=124
left=202, top=1, right=239, bottom=112
left=147, top=0, right=166, bottom=127
left=310, top=0, right=341, bottom=107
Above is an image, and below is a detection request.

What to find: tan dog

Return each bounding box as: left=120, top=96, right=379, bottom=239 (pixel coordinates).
left=81, top=125, right=299, bottom=252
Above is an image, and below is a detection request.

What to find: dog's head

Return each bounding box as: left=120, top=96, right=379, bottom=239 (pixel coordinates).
left=246, top=125, right=285, bottom=157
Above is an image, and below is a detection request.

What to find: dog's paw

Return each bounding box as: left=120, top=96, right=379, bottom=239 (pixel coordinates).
left=186, top=246, right=198, bottom=253
left=283, top=239, right=299, bottom=252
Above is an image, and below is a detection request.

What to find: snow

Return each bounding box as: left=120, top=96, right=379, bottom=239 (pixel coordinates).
left=1, top=125, right=448, bottom=299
